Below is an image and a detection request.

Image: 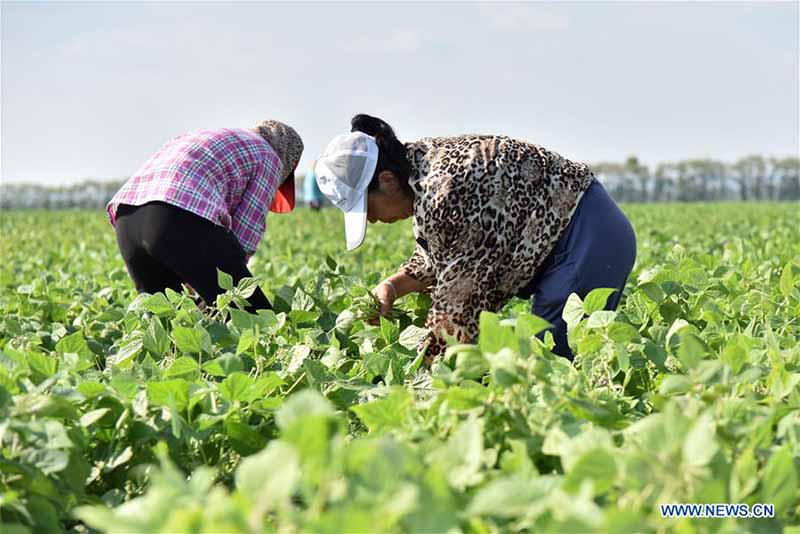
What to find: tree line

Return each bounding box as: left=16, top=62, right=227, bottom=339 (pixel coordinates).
left=1, top=154, right=798, bottom=210
left=594, top=155, right=799, bottom=202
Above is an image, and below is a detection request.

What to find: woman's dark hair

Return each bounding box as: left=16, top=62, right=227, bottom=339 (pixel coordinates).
left=351, top=114, right=414, bottom=196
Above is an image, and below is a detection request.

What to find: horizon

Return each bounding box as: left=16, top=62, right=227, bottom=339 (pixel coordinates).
left=1, top=153, right=796, bottom=189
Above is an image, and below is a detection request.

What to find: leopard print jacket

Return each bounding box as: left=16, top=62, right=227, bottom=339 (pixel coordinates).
left=399, top=135, right=595, bottom=362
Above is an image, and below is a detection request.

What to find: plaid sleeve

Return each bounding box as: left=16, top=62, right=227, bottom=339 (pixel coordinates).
left=230, top=156, right=280, bottom=256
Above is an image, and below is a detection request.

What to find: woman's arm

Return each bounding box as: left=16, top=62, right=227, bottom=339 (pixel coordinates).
left=373, top=271, right=427, bottom=316
left=373, top=240, right=435, bottom=314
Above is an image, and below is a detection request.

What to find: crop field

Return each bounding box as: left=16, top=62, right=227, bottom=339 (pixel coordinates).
left=1, top=203, right=799, bottom=533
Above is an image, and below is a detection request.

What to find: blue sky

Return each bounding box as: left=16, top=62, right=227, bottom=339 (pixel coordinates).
left=2, top=1, right=798, bottom=185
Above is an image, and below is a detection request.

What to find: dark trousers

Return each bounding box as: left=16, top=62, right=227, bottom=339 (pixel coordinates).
left=519, top=180, right=637, bottom=359
left=114, top=201, right=271, bottom=312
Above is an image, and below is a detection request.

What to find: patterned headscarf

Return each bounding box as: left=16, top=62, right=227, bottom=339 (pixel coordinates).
left=254, top=120, right=304, bottom=181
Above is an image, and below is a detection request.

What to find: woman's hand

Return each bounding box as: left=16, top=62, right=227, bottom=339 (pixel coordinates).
left=372, top=280, right=398, bottom=318
left=370, top=271, right=429, bottom=322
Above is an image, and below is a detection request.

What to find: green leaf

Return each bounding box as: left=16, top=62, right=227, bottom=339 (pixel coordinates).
left=398, top=325, right=427, bottom=350
left=616, top=344, right=630, bottom=372
left=29, top=448, right=70, bottom=475
left=236, top=440, right=300, bottom=513
left=682, top=411, right=718, bottom=467
left=289, top=309, right=318, bottom=324
left=515, top=313, right=551, bottom=339
left=79, top=408, right=110, bottom=428
left=499, top=439, right=537, bottom=478
left=0, top=524, right=33, bottom=534
left=164, top=356, right=199, bottom=378
left=286, top=345, right=312, bottom=374
left=638, top=282, right=665, bottom=304
left=587, top=310, right=616, bottom=329
left=109, top=332, right=143, bottom=368
left=143, top=317, right=169, bottom=359
left=110, top=373, right=139, bottom=399
left=235, top=277, right=261, bottom=299
left=27, top=352, right=57, bottom=379
left=453, top=347, right=490, bottom=380
left=479, top=311, right=517, bottom=353
left=643, top=340, right=667, bottom=369
left=107, top=445, right=134, bottom=470
left=350, top=389, right=412, bottom=433
left=230, top=308, right=275, bottom=331
left=603, top=508, right=649, bottom=534
left=665, top=318, right=690, bottom=347
left=217, top=269, right=234, bottom=291
left=224, top=420, right=266, bottom=456
left=325, top=254, right=338, bottom=270
left=251, top=373, right=284, bottom=397
left=335, top=309, right=356, bottom=334
left=768, top=363, right=800, bottom=399
left=202, top=353, right=244, bottom=377
left=275, top=389, right=335, bottom=431
left=363, top=352, right=390, bottom=378
left=303, top=359, right=333, bottom=386
left=760, top=445, right=798, bottom=514
left=779, top=261, right=795, bottom=298
left=730, top=449, right=759, bottom=500
left=489, top=349, right=523, bottom=387
left=77, top=381, right=106, bottom=399
left=219, top=372, right=253, bottom=403
left=721, top=335, right=748, bottom=374
left=676, top=332, right=707, bottom=370
left=443, top=386, right=489, bottom=411
left=379, top=316, right=399, bottom=344
left=172, top=326, right=210, bottom=354
left=562, top=293, right=585, bottom=329
left=236, top=329, right=257, bottom=355
left=292, top=287, right=315, bottom=311
left=427, top=416, right=484, bottom=490
left=468, top=477, right=556, bottom=518
left=563, top=447, right=617, bottom=494
left=607, top=322, right=640, bottom=343
left=583, top=288, right=617, bottom=314
left=26, top=495, right=61, bottom=533
left=146, top=379, right=189, bottom=411
left=55, top=331, right=92, bottom=358
left=659, top=375, right=691, bottom=395
left=141, top=292, right=174, bottom=316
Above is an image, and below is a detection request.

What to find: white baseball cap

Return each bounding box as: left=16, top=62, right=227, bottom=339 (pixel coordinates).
left=314, top=132, right=378, bottom=250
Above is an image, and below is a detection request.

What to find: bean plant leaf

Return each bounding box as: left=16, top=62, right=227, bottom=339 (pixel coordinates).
left=760, top=446, right=798, bottom=514
left=217, top=269, right=234, bottom=291
left=583, top=288, right=617, bottom=315
left=479, top=312, right=517, bottom=353
left=562, top=293, right=585, bottom=329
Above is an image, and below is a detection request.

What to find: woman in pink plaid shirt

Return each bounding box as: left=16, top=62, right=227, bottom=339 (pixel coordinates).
left=107, top=120, right=303, bottom=312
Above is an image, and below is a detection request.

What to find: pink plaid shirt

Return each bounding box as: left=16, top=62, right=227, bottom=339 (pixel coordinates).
left=107, top=128, right=282, bottom=256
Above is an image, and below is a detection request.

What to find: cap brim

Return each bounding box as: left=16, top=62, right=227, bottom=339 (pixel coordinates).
left=269, top=174, right=295, bottom=213
left=343, top=190, right=367, bottom=251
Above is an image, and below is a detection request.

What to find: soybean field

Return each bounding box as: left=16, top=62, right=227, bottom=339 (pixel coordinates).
left=1, top=204, right=799, bottom=533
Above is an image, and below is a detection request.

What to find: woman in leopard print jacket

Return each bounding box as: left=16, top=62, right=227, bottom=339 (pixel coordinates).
left=315, top=114, right=636, bottom=363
